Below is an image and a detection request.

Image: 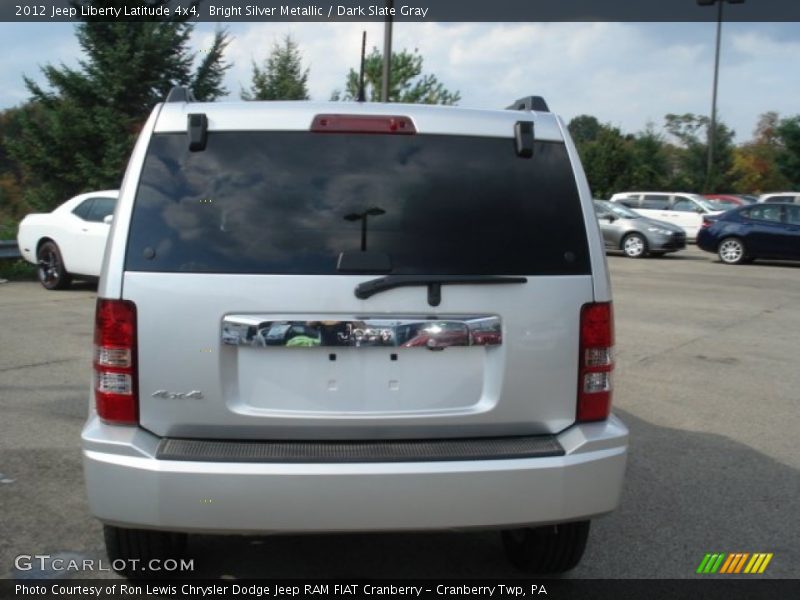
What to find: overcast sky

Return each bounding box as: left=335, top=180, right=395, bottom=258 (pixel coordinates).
left=1, top=21, right=798, bottom=143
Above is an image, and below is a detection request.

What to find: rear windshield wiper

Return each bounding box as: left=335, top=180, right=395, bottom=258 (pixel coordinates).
left=354, top=275, right=528, bottom=307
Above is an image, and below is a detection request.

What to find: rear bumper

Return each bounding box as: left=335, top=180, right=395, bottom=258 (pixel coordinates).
left=695, top=230, right=716, bottom=253
left=82, top=415, right=628, bottom=534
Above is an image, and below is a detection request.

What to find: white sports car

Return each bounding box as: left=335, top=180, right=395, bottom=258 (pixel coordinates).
left=17, top=190, right=119, bottom=289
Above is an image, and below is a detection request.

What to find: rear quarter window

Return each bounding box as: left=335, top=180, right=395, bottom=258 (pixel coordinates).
left=72, top=199, right=94, bottom=220
left=747, top=206, right=782, bottom=222
left=641, top=195, right=670, bottom=210
left=126, top=131, right=590, bottom=276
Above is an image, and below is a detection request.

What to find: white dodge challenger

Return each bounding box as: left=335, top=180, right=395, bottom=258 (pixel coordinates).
left=17, top=190, right=119, bottom=289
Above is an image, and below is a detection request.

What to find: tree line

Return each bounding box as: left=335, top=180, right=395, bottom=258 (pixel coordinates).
left=0, top=2, right=798, bottom=237
left=569, top=112, right=800, bottom=199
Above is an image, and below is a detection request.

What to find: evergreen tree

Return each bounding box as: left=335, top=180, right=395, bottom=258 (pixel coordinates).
left=776, top=116, right=800, bottom=188
left=580, top=126, right=636, bottom=199
left=242, top=36, right=310, bottom=101
left=7, top=0, right=230, bottom=210
left=628, top=124, right=669, bottom=191
left=331, top=47, right=460, bottom=105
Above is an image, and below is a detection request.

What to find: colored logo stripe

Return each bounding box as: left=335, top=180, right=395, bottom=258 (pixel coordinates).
left=745, top=553, right=773, bottom=574
left=720, top=553, right=749, bottom=573
left=697, top=552, right=773, bottom=574
left=697, top=553, right=726, bottom=573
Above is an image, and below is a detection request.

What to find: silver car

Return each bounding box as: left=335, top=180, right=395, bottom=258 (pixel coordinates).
left=594, top=199, right=686, bottom=258
left=83, top=91, right=628, bottom=577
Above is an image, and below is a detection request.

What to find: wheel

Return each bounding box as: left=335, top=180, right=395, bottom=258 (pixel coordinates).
left=36, top=240, right=71, bottom=290
left=502, top=520, right=590, bottom=574
left=718, top=237, right=747, bottom=265
left=103, top=524, right=187, bottom=579
left=621, top=233, right=647, bottom=258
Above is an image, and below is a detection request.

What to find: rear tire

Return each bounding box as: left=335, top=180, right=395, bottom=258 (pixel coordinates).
left=718, top=237, right=747, bottom=265
left=36, top=240, right=71, bottom=290
left=103, top=525, right=188, bottom=579
left=621, top=233, right=647, bottom=258
left=502, top=520, right=590, bottom=574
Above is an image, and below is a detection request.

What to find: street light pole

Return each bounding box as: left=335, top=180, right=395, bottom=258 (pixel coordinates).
left=698, top=0, right=744, bottom=192
left=381, top=0, right=394, bottom=102
left=344, top=208, right=386, bottom=251
left=707, top=0, right=723, bottom=192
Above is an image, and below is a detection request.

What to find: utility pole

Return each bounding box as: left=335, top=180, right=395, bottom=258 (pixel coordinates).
left=381, top=0, right=394, bottom=102
left=697, top=0, right=745, bottom=192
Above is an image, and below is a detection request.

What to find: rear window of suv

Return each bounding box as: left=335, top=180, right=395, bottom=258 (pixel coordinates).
left=125, top=132, right=589, bottom=276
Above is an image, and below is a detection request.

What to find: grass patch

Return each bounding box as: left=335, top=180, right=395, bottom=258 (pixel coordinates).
left=0, top=258, right=36, bottom=281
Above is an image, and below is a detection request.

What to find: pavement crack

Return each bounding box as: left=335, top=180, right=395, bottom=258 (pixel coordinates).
left=0, top=357, right=81, bottom=373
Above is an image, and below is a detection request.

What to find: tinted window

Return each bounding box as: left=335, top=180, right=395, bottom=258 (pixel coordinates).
left=671, top=198, right=697, bottom=212
left=126, top=132, right=589, bottom=275
left=72, top=199, right=94, bottom=220
left=785, top=205, right=800, bottom=225
left=86, top=197, right=117, bottom=222
left=615, top=196, right=639, bottom=208
left=641, top=195, right=669, bottom=210
left=767, top=196, right=794, bottom=204
left=747, top=206, right=782, bottom=223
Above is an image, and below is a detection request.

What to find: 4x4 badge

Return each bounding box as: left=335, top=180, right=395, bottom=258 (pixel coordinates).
left=151, top=390, right=204, bottom=400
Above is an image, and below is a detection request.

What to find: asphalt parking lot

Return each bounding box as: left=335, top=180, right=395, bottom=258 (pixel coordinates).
left=1, top=246, right=798, bottom=580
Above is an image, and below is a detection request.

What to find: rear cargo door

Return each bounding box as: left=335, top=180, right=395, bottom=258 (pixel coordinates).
left=123, top=128, right=594, bottom=440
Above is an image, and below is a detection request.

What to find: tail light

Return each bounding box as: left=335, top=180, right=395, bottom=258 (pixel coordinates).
left=578, top=302, right=614, bottom=422
left=311, top=114, right=416, bottom=134
left=701, top=217, right=712, bottom=229
left=94, top=299, right=138, bottom=425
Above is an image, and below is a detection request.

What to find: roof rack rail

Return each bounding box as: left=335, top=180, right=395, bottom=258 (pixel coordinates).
left=166, top=86, right=196, bottom=103
left=506, top=96, right=549, bottom=113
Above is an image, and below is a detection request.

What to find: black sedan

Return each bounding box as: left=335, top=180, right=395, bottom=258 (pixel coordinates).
left=696, top=203, right=800, bottom=264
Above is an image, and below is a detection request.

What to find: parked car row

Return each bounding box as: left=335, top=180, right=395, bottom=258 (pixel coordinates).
left=14, top=186, right=800, bottom=292
left=608, top=192, right=723, bottom=241
left=597, top=190, right=800, bottom=265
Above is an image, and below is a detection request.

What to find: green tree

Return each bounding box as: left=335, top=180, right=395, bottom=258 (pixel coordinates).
left=730, top=112, right=791, bottom=193
left=6, top=0, right=230, bottom=211
left=0, top=108, right=27, bottom=235
left=568, top=115, right=602, bottom=145
left=242, top=36, right=309, bottom=101
left=331, top=47, right=460, bottom=105
left=568, top=116, right=637, bottom=198
left=580, top=126, right=636, bottom=199
left=628, top=124, right=669, bottom=190
left=664, top=113, right=735, bottom=192
left=775, top=115, right=800, bottom=188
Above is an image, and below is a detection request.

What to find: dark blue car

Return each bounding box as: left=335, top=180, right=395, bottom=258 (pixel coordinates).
left=696, top=203, right=800, bottom=264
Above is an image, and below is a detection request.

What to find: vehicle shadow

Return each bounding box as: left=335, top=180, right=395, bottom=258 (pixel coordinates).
left=69, top=279, right=99, bottom=291
left=177, top=409, right=798, bottom=579
left=652, top=250, right=710, bottom=261
left=719, top=260, right=800, bottom=269
left=607, top=251, right=708, bottom=262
